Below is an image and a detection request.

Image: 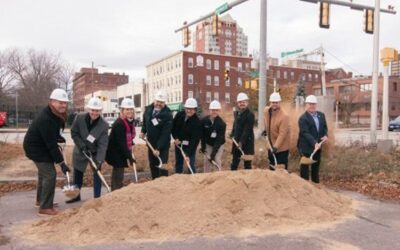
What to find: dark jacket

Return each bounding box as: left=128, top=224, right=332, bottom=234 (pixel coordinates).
left=141, top=104, right=173, bottom=160
left=200, top=115, right=226, bottom=158
left=171, top=111, right=201, bottom=155
left=105, top=118, right=135, bottom=168
left=297, top=111, right=328, bottom=155
left=230, top=108, right=255, bottom=154
left=71, top=113, right=109, bottom=171
left=23, top=106, right=65, bottom=163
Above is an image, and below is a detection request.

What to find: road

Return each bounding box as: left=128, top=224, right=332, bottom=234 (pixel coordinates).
left=2, top=128, right=400, bottom=146
left=0, top=189, right=399, bottom=249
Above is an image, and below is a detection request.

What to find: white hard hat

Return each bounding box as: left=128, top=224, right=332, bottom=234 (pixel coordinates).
left=305, top=95, right=318, bottom=104
left=269, top=92, right=282, bottom=102
left=209, top=100, right=221, bottom=110
left=237, top=92, right=249, bottom=102
left=49, top=88, right=69, bottom=102
left=120, top=98, right=135, bottom=109
left=86, top=97, right=103, bottom=110
left=184, top=98, right=198, bottom=108
left=154, top=91, right=166, bottom=102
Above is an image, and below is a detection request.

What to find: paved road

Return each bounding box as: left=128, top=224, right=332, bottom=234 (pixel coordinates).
left=1, top=188, right=399, bottom=250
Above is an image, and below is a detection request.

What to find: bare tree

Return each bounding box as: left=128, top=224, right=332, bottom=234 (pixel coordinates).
left=338, top=86, right=363, bottom=126
left=0, top=50, right=16, bottom=106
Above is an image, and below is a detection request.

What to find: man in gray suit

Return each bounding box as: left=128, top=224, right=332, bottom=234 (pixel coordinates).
left=67, top=97, right=109, bottom=203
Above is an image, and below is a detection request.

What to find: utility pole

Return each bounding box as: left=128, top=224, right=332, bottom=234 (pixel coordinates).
left=91, top=61, right=94, bottom=97
left=370, top=0, right=380, bottom=144
left=15, top=91, right=18, bottom=130
left=258, top=0, right=267, bottom=131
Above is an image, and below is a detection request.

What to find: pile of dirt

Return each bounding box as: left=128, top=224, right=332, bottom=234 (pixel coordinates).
left=21, top=169, right=352, bottom=245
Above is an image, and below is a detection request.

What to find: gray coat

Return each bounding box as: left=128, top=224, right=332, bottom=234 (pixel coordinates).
left=71, top=113, right=109, bottom=172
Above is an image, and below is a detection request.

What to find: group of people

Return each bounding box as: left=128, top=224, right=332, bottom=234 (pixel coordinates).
left=23, top=88, right=328, bottom=216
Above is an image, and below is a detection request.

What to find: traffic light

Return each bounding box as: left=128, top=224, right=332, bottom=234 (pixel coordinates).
left=182, top=22, right=191, bottom=48
left=319, top=2, right=330, bottom=29
left=364, top=9, right=374, bottom=34
left=212, top=15, right=219, bottom=36
left=224, top=69, right=230, bottom=80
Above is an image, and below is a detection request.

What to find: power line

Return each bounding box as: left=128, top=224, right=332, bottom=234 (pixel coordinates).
left=324, top=48, right=363, bottom=75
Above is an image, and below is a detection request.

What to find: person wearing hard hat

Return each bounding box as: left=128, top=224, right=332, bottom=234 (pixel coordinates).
left=262, top=92, right=290, bottom=169
left=66, top=97, right=109, bottom=203
left=171, top=98, right=201, bottom=173
left=140, top=91, right=173, bottom=179
left=297, top=95, right=328, bottom=183
left=23, top=88, right=71, bottom=216
left=200, top=100, right=226, bottom=172
left=105, top=98, right=136, bottom=190
left=229, top=92, right=255, bottom=170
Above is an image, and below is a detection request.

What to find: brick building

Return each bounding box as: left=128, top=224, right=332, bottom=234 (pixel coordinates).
left=72, top=68, right=128, bottom=111
left=193, top=14, right=248, bottom=56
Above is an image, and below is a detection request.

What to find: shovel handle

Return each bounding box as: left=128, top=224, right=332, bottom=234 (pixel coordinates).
left=309, top=139, right=327, bottom=160
left=83, top=152, right=111, bottom=192
left=142, top=138, right=164, bottom=170
left=232, top=138, right=245, bottom=156
left=177, top=144, right=194, bottom=175
left=200, top=150, right=221, bottom=171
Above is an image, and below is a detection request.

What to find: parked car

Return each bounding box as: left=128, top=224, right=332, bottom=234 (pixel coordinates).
left=0, top=112, right=7, bottom=128
left=105, top=117, right=117, bottom=128
left=389, top=116, right=400, bottom=131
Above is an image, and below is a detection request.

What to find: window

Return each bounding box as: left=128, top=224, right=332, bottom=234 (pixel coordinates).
left=188, top=74, right=194, bottom=84
left=225, top=61, right=230, bottom=69
left=315, top=74, right=319, bottom=81
left=225, top=78, right=230, bottom=86
left=206, top=75, right=212, bottom=85
left=225, top=93, right=230, bottom=103
left=214, top=60, right=219, bottom=70
left=276, top=70, right=280, bottom=79
left=327, top=87, right=334, bottom=96
left=206, top=92, right=211, bottom=103
left=308, top=73, right=313, bottom=81
left=283, top=71, right=287, bottom=80
left=360, top=83, right=372, bottom=92
left=196, top=55, right=204, bottom=67
left=290, top=72, right=294, bottom=80
left=238, top=77, right=242, bottom=87
left=238, top=62, right=243, bottom=71
left=188, top=58, right=193, bottom=68
left=206, top=59, right=212, bottom=70
left=313, top=88, right=321, bottom=96
left=214, top=76, right=219, bottom=86
left=214, top=92, right=219, bottom=101
left=188, top=91, right=193, bottom=98
left=394, top=82, right=397, bottom=92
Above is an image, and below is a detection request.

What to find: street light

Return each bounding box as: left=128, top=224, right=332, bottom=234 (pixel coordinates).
left=91, top=61, right=107, bottom=97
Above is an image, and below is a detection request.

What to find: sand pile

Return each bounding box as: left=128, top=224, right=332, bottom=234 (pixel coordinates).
left=22, top=170, right=352, bottom=245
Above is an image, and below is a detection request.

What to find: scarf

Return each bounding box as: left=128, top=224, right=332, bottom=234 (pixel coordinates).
left=122, top=118, right=135, bottom=151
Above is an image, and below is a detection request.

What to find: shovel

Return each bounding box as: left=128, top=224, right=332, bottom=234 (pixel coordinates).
left=176, top=144, right=194, bottom=175
left=199, top=150, right=221, bottom=171
left=262, top=134, right=286, bottom=170
left=82, top=151, right=111, bottom=192
left=300, top=139, right=327, bottom=165
left=231, top=138, right=254, bottom=161
left=142, top=137, right=169, bottom=176
left=62, top=172, right=80, bottom=199
left=127, top=151, right=138, bottom=183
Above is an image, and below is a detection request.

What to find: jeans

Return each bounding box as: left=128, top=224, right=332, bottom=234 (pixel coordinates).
left=175, top=146, right=196, bottom=174
left=230, top=147, right=252, bottom=170
left=74, top=168, right=102, bottom=197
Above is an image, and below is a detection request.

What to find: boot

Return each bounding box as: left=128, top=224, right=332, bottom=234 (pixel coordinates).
left=65, top=194, right=81, bottom=204
left=38, top=208, right=59, bottom=216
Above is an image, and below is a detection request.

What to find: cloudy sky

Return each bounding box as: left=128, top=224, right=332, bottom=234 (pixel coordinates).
left=0, top=0, right=398, bottom=80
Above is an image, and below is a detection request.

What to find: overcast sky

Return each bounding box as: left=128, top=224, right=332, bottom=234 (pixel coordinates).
left=0, top=0, right=398, bottom=81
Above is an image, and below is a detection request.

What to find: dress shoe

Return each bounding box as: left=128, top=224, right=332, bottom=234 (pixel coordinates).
left=35, top=201, right=59, bottom=208
left=38, top=208, right=59, bottom=216
left=65, top=194, right=81, bottom=204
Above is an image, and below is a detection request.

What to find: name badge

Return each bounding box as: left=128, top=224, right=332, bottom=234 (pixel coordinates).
left=210, top=132, right=217, bottom=138
left=182, top=140, right=189, bottom=146
left=86, top=134, right=95, bottom=143
left=151, top=118, right=159, bottom=126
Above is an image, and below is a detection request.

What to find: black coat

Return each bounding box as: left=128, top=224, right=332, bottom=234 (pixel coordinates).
left=141, top=104, right=173, bottom=161
left=297, top=111, right=328, bottom=155
left=230, top=108, right=255, bottom=154
left=200, top=115, right=226, bottom=158
left=23, top=106, right=65, bottom=163
left=105, top=118, right=135, bottom=168
left=171, top=111, right=201, bottom=155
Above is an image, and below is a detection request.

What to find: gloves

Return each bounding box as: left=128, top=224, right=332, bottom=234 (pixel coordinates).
left=271, top=147, right=278, bottom=154
left=95, top=161, right=102, bottom=171
left=59, top=162, right=70, bottom=175
left=261, top=130, right=267, bottom=137
left=199, top=148, right=206, bottom=154
left=57, top=136, right=66, bottom=144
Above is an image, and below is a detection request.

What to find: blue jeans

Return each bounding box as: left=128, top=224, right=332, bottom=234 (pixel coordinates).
left=74, top=168, right=102, bottom=198
left=175, top=146, right=196, bottom=174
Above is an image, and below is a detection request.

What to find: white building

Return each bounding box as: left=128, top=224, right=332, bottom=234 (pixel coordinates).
left=117, top=79, right=147, bottom=120
left=282, top=58, right=323, bottom=71
left=84, top=90, right=118, bottom=118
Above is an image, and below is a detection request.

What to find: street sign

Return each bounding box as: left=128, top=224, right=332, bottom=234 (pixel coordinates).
left=215, top=3, right=229, bottom=15
left=281, top=49, right=304, bottom=58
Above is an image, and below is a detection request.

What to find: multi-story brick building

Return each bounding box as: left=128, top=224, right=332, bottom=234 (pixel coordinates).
left=391, top=52, right=400, bottom=76
left=72, top=68, right=128, bottom=111
left=193, top=14, right=248, bottom=56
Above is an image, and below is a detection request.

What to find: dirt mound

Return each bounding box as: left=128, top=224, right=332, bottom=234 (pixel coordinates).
left=21, top=169, right=352, bottom=245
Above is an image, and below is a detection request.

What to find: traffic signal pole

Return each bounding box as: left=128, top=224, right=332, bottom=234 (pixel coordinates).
left=258, top=0, right=267, bottom=132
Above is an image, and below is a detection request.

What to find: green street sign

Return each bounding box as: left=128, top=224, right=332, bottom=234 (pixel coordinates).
left=215, top=3, right=229, bottom=15
left=248, top=71, right=259, bottom=78
left=281, top=49, right=304, bottom=58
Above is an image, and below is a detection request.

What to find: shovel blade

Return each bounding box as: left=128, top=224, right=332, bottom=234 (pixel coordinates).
left=300, top=156, right=317, bottom=165
left=240, top=154, right=254, bottom=161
